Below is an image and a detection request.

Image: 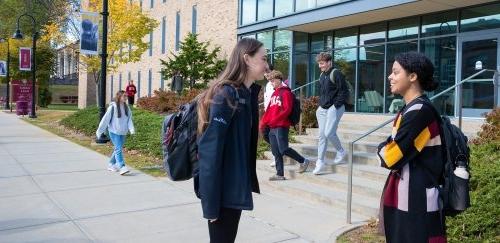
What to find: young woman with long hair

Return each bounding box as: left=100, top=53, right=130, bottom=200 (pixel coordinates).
left=96, top=90, right=135, bottom=175
left=196, top=38, right=267, bottom=243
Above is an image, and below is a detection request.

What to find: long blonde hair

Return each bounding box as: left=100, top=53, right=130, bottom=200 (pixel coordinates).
left=197, top=38, right=263, bottom=134
left=114, top=90, right=129, bottom=118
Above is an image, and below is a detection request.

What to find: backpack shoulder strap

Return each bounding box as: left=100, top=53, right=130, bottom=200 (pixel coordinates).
left=329, top=68, right=338, bottom=84
left=109, top=104, right=114, bottom=124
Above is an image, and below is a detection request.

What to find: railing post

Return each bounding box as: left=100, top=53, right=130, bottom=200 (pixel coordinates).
left=347, top=141, right=354, bottom=224
left=299, top=87, right=303, bottom=135
left=458, top=83, right=463, bottom=130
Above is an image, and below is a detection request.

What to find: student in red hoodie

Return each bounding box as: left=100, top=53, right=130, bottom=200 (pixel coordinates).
left=260, top=70, right=310, bottom=181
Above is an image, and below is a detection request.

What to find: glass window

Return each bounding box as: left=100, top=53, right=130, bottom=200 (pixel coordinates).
left=192, top=5, right=197, bottom=34
left=460, top=3, right=500, bottom=32
left=358, top=45, right=385, bottom=113
left=386, top=41, right=418, bottom=113
left=274, top=30, right=292, bottom=52
left=160, top=73, right=164, bottom=90
left=110, top=75, right=114, bottom=99
left=273, top=52, right=290, bottom=80
left=360, top=23, right=385, bottom=45
left=293, top=54, right=309, bottom=89
left=150, top=0, right=153, bottom=8
left=257, top=31, right=273, bottom=52
left=309, top=54, right=322, bottom=96
left=161, top=17, right=166, bottom=54
left=241, top=0, right=256, bottom=25
left=240, top=33, right=256, bottom=39
left=275, top=0, right=293, bottom=17
left=388, top=17, right=418, bottom=41
left=148, top=69, right=152, bottom=96
left=312, top=32, right=333, bottom=52
left=137, top=71, right=141, bottom=98
left=333, top=48, right=357, bottom=111
left=119, top=73, right=123, bottom=90
left=421, top=11, right=457, bottom=37
left=294, top=32, right=309, bottom=53
left=258, top=0, right=273, bottom=21
left=335, top=27, right=357, bottom=48
left=175, top=12, right=180, bottom=51
left=149, top=31, right=153, bottom=56
left=420, top=36, right=456, bottom=116
left=296, top=0, right=316, bottom=12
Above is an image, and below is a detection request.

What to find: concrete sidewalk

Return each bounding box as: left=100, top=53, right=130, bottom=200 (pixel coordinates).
left=0, top=111, right=355, bottom=242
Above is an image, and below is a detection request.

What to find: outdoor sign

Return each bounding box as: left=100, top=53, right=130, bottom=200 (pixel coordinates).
left=80, top=12, right=100, bottom=55
left=0, top=60, right=6, bottom=77
left=11, top=79, right=33, bottom=103
left=19, top=48, right=31, bottom=71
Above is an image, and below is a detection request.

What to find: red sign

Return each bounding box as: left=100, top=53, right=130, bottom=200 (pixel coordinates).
left=19, top=48, right=31, bottom=71
left=11, top=80, right=33, bottom=103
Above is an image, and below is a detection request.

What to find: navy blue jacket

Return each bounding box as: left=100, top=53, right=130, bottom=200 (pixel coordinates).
left=197, top=84, right=260, bottom=219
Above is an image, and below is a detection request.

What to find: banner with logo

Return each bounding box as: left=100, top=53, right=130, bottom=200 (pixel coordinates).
left=0, top=60, right=6, bottom=77
left=80, top=12, right=100, bottom=55
left=19, top=48, right=31, bottom=71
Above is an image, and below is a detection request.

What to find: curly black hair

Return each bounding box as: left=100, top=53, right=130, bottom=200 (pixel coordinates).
left=394, top=52, right=438, bottom=92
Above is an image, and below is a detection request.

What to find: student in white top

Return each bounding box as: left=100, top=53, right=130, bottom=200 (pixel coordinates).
left=96, top=90, right=135, bottom=175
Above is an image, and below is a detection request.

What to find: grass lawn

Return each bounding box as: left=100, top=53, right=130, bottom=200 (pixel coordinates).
left=43, top=104, right=79, bottom=111
left=24, top=109, right=166, bottom=177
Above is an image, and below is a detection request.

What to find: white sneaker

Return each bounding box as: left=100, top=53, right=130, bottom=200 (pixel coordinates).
left=107, top=164, right=118, bottom=172
left=119, top=166, right=130, bottom=175
left=313, top=160, right=325, bottom=175
left=334, top=150, right=347, bottom=164
left=269, top=161, right=276, bottom=167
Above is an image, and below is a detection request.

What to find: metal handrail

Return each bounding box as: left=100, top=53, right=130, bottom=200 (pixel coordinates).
left=345, top=68, right=498, bottom=224
left=258, top=79, right=320, bottom=106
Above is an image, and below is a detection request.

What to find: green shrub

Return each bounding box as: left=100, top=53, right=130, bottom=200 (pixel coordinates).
left=446, top=143, right=500, bottom=242
left=60, top=106, right=164, bottom=159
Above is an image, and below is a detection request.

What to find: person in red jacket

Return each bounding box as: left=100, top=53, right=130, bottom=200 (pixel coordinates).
left=125, top=80, right=137, bottom=105
left=260, top=70, right=310, bottom=181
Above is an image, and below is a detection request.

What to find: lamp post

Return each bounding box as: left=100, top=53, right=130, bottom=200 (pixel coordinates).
left=13, top=13, right=38, bottom=118
left=0, top=38, right=10, bottom=110
left=95, top=0, right=110, bottom=143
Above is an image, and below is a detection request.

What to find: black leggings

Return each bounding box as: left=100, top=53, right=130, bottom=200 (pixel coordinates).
left=208, top=207, right=242, bottom=243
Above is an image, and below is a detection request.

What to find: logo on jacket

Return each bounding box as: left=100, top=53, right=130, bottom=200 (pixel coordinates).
left=213, top=117, right=227, bottom=125
left=270, top=96, right=282, bottom=107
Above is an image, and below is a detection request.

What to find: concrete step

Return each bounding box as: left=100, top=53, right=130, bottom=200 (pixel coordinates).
left=305, top=128, right=390, bottom=143
left=293, top=135, right=379, bottom=153
left=257, top=164, right=381, bottom=218
left=257, top=160, right=384, bottom=199
left=285, top=144, right=379, bottom=166
left=263, top=151, right=388, bottom=182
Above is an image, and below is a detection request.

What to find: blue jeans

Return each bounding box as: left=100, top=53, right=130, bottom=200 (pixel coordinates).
left=109, top=132, right=126, bottom=168
left=316, top=105, right=345, bottom=162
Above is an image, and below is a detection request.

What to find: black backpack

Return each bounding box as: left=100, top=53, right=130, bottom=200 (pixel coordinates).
left=162, top=99, right=199, bottom=181
left=161, top=85, right=240, bottom=182
left=279, top=89, right=301, bottom=126
left=421, top=98, right=471, bottom=216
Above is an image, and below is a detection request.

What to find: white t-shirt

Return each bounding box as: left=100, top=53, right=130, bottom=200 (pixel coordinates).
left=264, top=81, right=274, bottom=111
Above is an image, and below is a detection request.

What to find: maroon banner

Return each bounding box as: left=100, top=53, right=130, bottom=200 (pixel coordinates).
left=11, top=80, right=33, bottom=103
left=19, top=47, right=31, bottom=71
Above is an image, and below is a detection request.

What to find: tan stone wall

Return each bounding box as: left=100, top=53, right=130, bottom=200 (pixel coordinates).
left=108, top=0, right=238, bottom=102
left=78, top=0, right=237, bottom=107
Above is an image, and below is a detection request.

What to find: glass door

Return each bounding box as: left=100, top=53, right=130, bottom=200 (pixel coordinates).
left=457, top=32, right=500, bottom=117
